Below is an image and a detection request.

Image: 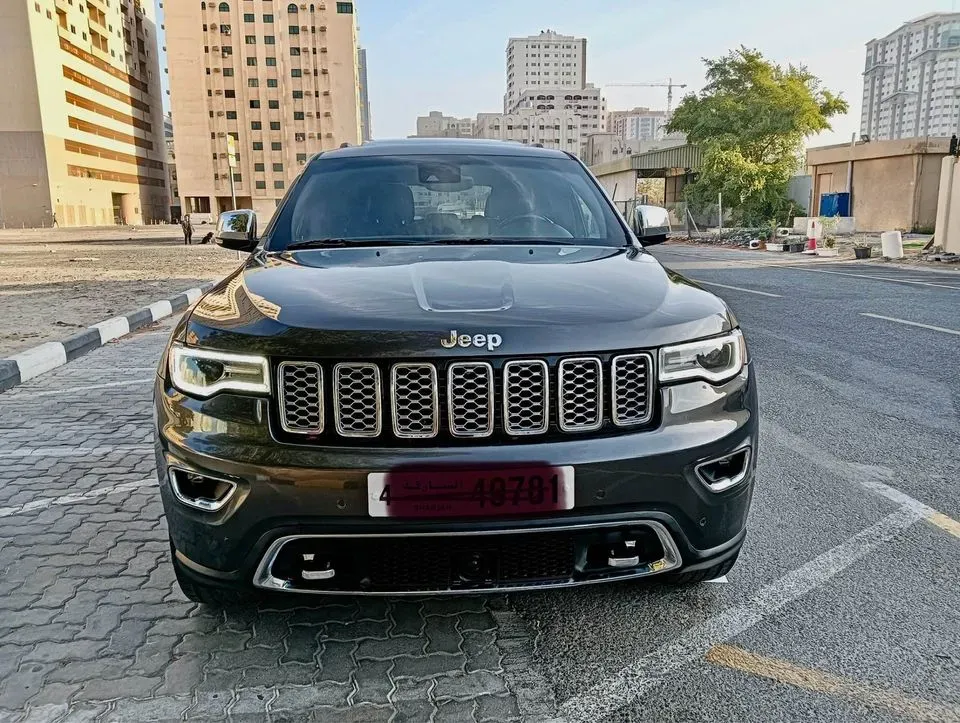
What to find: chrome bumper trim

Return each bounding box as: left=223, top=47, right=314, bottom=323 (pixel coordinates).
left=251, top=519, right=683, bottom=596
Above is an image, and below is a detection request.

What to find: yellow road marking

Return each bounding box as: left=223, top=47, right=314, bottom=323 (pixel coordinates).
left=926, top=511, right=960, bottom=539
left=705, top=645, right=960, bottom=723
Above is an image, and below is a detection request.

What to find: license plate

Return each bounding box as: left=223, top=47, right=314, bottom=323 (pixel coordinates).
left=367, top=466, right=575, bottom=518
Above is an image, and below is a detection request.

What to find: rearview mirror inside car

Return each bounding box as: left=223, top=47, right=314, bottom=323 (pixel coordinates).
left=216, top=210, right=258, bottom=252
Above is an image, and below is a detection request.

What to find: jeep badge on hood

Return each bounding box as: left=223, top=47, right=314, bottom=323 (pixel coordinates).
left=440, top=330, right=503, bottom=351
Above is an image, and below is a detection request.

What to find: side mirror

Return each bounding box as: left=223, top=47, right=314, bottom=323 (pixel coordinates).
left=216, top=210, right=258, bottom=252
left=634, top=205, right=670, bottom=246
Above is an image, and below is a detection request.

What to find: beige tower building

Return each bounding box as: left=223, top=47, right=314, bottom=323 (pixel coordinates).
left=0, top=0, right=169, bottom=228
left=165, top=0, right=364, bottom=224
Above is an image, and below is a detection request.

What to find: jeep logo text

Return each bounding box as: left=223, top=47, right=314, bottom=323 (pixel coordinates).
left=440, top=330, right=503, bottom=352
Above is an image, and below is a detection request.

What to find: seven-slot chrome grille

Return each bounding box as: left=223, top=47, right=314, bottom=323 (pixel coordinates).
left=276, top=353, right=653, bottom=441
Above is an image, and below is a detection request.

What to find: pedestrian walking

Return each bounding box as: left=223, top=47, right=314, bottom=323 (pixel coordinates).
left=181, top=214, right=193, bottom=245
left=52, top=212, right=58, bottom=228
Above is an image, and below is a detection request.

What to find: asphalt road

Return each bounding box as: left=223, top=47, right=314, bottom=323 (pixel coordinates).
left=0, top=244, right=957, bottom=722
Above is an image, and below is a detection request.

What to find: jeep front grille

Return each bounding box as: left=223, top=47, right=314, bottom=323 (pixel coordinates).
left=611, top=353, right=654, bottom=426
left=391, top=363, right=439, bottom=439
left=503, top=360, right=549, bottom=435
left=332, top=363, right=381, bottom=437
left=447, top=362, right=495, bottom=438
left=558, top=358, right=603, bottom=432
left=276, top=354, right=653, bottom=442
left=278, top=362, right=323, bottom=434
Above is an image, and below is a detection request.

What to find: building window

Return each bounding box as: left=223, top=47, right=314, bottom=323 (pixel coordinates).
left=272, top=142, right=282, bottom=150
left=223, top=68, right=234, bottom=76
left=273, top=163, right=284, bottom=172
left=256, top=180, right=267, bottom=189
left=263, top=14, right=274, bottom=22
left=289, top=25, right=300, bottom=34
left=251, top=121, right=262, bottom=130
left=250, top=100, right=260, bottom=108
left=224, top=89, right=236, bottom=98
left=267, top=78, right=278, bottom=87
left=255, top=162, right=265, bottom=171
left=270, top=121, right=281, bottom=130
left=219, top=2, right=230, bottom=11
left=248, top=78, right=259, bottom=87
left=291, top=47, right=301, bottom=56
left=266, top=57, right=277, bottom=66
left=243, top=13, right=255, bottom=21
left=274, top=180, right=285, bottom=189
left=287, top=3, right=298, bottom=12
left=226, top=111, right=238, bottom=120
left=292, top=90, right=304, bottom=99
left=269, top=100, right=280, bottom=109
left=253, top=141, right=264, bottom=150
left=297, top=153, right=308, bottom=163
left=264, top=36, right=275, bottom=44
left=293, top=111, right=305, bottom=120
left=246, top=57, right=257, bottom=66
left=245, top=35, right=256, bottom=44
left=291, top=69, right=302, bottom=77
left=336, top=2, right=354, bottom=13
left=295, top=133, right=306, bottom=141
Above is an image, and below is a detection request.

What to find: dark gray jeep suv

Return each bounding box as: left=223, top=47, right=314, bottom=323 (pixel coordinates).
left=154, top=139, right=756, bottom=603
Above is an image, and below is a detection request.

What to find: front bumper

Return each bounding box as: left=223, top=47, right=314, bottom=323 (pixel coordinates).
left=155, top=364, right=757, bottom=594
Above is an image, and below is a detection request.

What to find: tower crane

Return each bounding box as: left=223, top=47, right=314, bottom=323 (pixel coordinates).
left=603, top=78, right=688, bottom=115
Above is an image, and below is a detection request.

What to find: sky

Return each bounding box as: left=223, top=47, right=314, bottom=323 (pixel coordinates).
left=157, top=0, right=959, bottom=146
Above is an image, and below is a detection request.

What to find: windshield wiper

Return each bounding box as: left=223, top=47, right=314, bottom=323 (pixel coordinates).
left=283, top=237, right=593, bottom=251
left=284, top=238, right=388, bottom=250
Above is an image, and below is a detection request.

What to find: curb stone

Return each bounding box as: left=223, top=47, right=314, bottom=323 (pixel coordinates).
left=0, top=282, right=216, bottom=393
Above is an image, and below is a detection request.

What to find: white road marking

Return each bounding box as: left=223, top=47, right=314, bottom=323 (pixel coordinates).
left=0, top=444, right=152, bottom=459
left=789, top=266, right=960, bottom=290
left=859, top=313, right=960, bottom=337
left=559, top=507, right=923, bottom=721
left=0, top=478, right=154, bottom=519
left=3, top=378, right=154, bottom=397
left=692, top=280, right=783, bottom=298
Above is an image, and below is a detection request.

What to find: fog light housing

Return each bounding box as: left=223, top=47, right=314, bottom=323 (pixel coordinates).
left=695, top=448, right=751, bottom=493
left=169, top=468, right=238, bottom=511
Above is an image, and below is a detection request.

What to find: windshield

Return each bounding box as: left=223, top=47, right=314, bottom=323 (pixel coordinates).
left=265, top=153, right=628, bottom=251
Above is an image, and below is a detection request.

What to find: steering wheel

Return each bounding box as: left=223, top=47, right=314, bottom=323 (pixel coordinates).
left=496, top=213, right=572, bottom=237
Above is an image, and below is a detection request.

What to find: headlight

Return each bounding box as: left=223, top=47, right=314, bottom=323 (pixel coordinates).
left=169, top=344, right=270, bottom=398
left=659, top=330, right=745, bottom=384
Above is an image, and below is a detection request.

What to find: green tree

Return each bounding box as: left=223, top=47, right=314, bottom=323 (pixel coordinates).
left=667, top=47, right=848, bottom=225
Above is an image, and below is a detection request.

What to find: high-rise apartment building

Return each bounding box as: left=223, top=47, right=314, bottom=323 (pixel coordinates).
left=505, top=30, right=586, bottom=113
left=861, top=12, right=960, bottom=140
left=415, top=112, right=476, bottom=138
left=607, top=107, right=667, bottom=141
left=0, top=0, right=168, bottom=228
left=164, top=113, right=181, bottom=220
left=165, top=0, right=364, bottom=223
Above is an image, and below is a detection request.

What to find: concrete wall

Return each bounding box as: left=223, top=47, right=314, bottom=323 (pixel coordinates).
left=934, top=156, right=960, bottom=253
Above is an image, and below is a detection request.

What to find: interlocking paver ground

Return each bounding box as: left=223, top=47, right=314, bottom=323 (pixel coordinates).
left=0, top=320, right=552, bottom=722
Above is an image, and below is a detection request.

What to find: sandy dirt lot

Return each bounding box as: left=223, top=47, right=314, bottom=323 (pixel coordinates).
left=0, top=226, right=242, bottom=357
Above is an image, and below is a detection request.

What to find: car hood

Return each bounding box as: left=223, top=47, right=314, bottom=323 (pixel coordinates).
left=185, top=245, right=735, bottom=357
